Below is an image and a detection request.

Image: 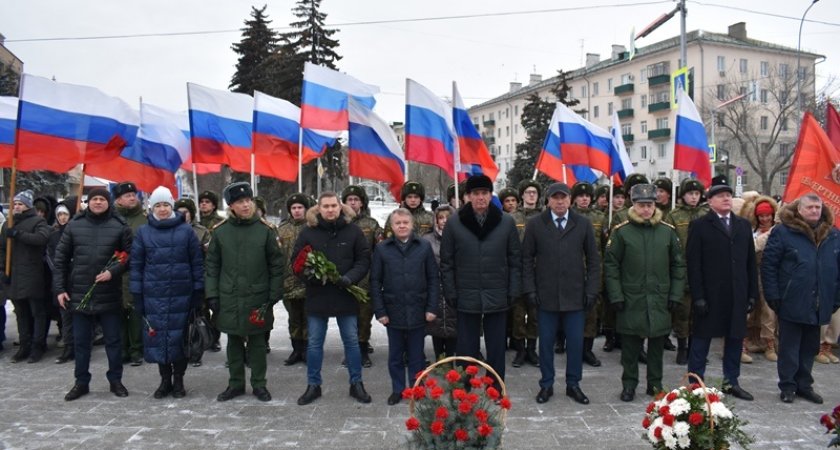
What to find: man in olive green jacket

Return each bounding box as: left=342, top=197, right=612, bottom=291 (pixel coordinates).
left=113, top=181, right=146, bottom=366
left=605, top=184, right=685, bottom=402
left=206, top=182, right=284, bottom=403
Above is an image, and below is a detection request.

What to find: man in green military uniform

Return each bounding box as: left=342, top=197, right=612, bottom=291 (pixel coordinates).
left=653, top=177, right=673, bottom=213
left=571, top=182, right=607, bottom=367
left=113, top=182, right=146, bottom=366
left=605, top=183, right=685, bottom=402
left=518, top=180, right=543, bottom=220
left=386, top=182, right=434, bottom=237
left=207, top=182, right=283, bottom=402
left=594, top=185, right=610, bottom=213
left=342, top=185, right=383, bottom=368
left=198, top=190, right=225, bottom=229
left=662, top=178, right=708, bottom=364
left=276, top=193, right=312, bottom=366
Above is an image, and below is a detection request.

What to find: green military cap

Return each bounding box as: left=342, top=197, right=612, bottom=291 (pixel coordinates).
left=571, top=182, right=594, bottom=200
left=174, top=198, right=197, bottom=219
left=612, top=185, right=625, bottom=196
left=222, top=182, right=253, bottom=205
left=517, top=179, right=542, bottom=198
left=401, top=181, right=425, bottom=201
left=653, top=177, right=673, bottom=194
left=285, top=193, right=311, bottom=214
left=446, top=183, right=457, bottom=202
left=198, top=190, right=219, bottom=207
left=630, top=183, right=657, bottom=203
left=113, top=181, right=137, bottom=198
left=254, top=196, right=267, bottom=216
left=679, top=178, right=705, bottom=197
left=624, top=173, right=649, bottom=192
left=497, top=187, right=520, bottom=202
left=595, top=184, right=610, bottom=200
left=342, top=185, right=369, bottom=208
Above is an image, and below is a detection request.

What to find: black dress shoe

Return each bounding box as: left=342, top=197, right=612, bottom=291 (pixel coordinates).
left=536, top=387, right=553, bottom=404
left=554, top=342, right=565, bottom=354
left=796, top=389, right=823, bottom=404
left=210, top=342, right=222, bottom=352
left=583, top=350, right=601, bottom=367
left=253, top=387, right=272, bottom=402
left=298, top=385, right=322, bottom=405
left=387, top=392, right=402, bottom=405
left=620, top=388, right=635, bottom=402
left=723, top=385, right=754, bottom=401
left=780, top=391, right=795, bottom=403
left=64, top=384, right=89, bottom=401
left=663, top=337, right=676, bottom=351
left=566, top=386, right=590, bottom=405
left=130, top=358, right=143, bottom=367
left=646, top=385, right=663, bottom=396
left=349, top=382, right=372, bottom=403
left=55, top=348, right=74, bottom=364
left=217, top=386, right=245, bottom=402
left=110, top=381, right=129, bottom=397
left=638, top=349, right=648, bottom=365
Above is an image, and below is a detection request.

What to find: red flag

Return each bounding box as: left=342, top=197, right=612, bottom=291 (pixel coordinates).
left=782, top=112, right=840, bottom=228
left=825, top=103, right=840, bottom=151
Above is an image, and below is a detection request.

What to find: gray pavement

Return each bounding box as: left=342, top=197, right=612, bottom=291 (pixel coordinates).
left=0, top=302, right=837, bottom=449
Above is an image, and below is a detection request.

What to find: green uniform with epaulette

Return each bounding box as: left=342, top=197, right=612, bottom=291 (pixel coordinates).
left=510, top=204, right=542, bottom=367
left=114, top=188, right=146, bottom=365
left=574, top=206, right=607, bottom=338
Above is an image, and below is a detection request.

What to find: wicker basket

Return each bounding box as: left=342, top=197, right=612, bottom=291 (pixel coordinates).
left=680, top=372, right=718, bottom=449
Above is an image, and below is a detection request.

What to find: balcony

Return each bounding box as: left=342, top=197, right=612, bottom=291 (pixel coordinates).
left=622, top=134, right=634, bottom=143
left=483, top=119, right=495, bottom=127
left=648, top=101, right=671, bottom=113
left=484, top=136, right=496, bottom=145
left=617, top=108, right=634, bottom=119
left=614, top=83, right=634, bottom=95
left=648, top=128, right=671, bottom=140
left=648, top=74, right=670, bottom=87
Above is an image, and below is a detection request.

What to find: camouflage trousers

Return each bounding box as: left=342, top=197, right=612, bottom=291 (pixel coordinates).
left=358, top=298, right=373, bottom=344
left=511, top=296, right=538, bottom=340
left=282, top=297, right=307, bottom=340
left=584, top=296, right=604, bottom=338
left=670, top=292, right=691, bottom=339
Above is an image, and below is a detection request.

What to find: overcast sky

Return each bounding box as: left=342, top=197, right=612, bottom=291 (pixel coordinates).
left=2, top=0, right=838, bottom=123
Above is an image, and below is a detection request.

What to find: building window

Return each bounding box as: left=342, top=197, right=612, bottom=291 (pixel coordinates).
left=641, top=94, right=647, bottom=108
left=656, top=117, right=668, bottom=129
left=593, top=105, right=599, bottom=118
left=621, top=73, right=633, bottom=84
left=781, top=118, right=788, bottom=131
left=621, top=98, right=632, bottom=109
left=608, top=102, right=614, bottom=116
left=779, top=142, right=791, bottom=157
left=640, top=145, right=648, bottom=159
left=779, top=63, right=789, bottom=79
left=798, top=66, right=807, bottom=81
left=641, top=121, right=648, bottom=133
left=760, top=61, right=769, bottom=77
left=717, top=56, right=726, bottom=73
left=593, top=82, right=599, bottom=96
left=506, top=144, right=510, bottom=155
left=622, top=123, right=632, bottom=135
left=488, top=112, right=494, bottom=120
left=658, top=143, right=666, bottom=158
left=640, top=68, right=648, bottom=83
left=760, top=89, right=768, bottom=104
left=760, top=116, right=768, bottom=130
left=655, top=90, right=670, bottom=103
left=514, top=105, right=519, bottom=116
left=581, top=85, right=588, bottom=98
left=739, top=58, right=748, bottom=74
left=514, top=124, right=519, bottom=134
left=607, top=78, right=613, bottom=90
left=497, top=128, right=501, bottom=137
left=506, top=126, right=510, bottom=136
left=779, top=170, right=788, bottom=186
left=717, top=85, right=725, bottom=100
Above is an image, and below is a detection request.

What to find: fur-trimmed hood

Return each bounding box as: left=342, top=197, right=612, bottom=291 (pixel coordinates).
left=779, top=199, right=835, bottom=245
left=627, top=205, right=663, bottom=226
left=305, top=203, right=357, bottom=227
left=739, top=194, right=779, bottom=229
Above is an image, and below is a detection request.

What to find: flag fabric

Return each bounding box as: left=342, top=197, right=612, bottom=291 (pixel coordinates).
left=610, top=111, right=635, bottom=184
left=87, top=103, right=189, bottom=193
left=300, top=63, right=379, bottom=163
left=404, top=79, right=456, bottom=177
left=252, top=91, right=301, bottom=182
left=0, top=96, right=17, bottom=167
left=673, top=88, right=712, bottom=186
left=825, top=103, right=840, bottom=151
left=782, top=112, right=840, bottom=228
left=453, top=82, right=499, bottom=181
left=347, top=98, right=406, bottom=202
left=535, top=103, right=600, bottom=184
left=16, top=74, right=139, bottom=172
left=187, top=82, right=253, bottom=171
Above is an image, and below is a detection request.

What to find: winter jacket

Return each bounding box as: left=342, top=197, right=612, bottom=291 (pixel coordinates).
left=199, top=210, right=224, bottom=230
left=605, top=207, right=685, bottom=337
left=115, top=203, right=147, bottom=309
left=440, top=203, right=522, bottom=314
left=205, top=211, right=283, bottom=336
left=130, top=213, right=204, bottom=363
left=292, top=204, right=371, bottom=317
left=277, top=217, right=308, bottom=300
left=423, top=227, right=456, bottom=338
left=0, top=208, right=52, bottom=300
left=370, top=234, right=439, bottom=330
left=761, top=200, right=840, bottom=326
left=53, top=207, right=132, bottom=314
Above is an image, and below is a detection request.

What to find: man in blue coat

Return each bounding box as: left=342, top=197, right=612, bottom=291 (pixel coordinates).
left=762, top=193, right=840, bottom=404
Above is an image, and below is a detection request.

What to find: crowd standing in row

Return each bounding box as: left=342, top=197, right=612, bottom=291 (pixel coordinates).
left=0, top=172, right=837, bottom=407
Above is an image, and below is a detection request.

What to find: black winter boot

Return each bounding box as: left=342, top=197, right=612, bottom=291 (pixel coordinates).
left=284, top=339, right=305, bottom=366
left=525, top=339, right=540, bottom=367
left=55, top=346, right=74, bottom=364
left=602, top=330, right=616, bottom=352
left=154, top=365, right=173, bottom=399
left=511, top=339, right=526, bottom=368
left=171, top=376, right=186, bottom=398
left=676, top=338, right=688, bottom=365
left=582, top=337, right=601, bottom=367
left=664, top=337, right=676, bottom=351
left=360, top=342, right=372, bottom=368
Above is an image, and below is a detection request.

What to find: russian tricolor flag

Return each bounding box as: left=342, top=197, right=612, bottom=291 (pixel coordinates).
left=535, top=104, right=600, bottom=184
left=0, top=96, right=16, bottom=167
left=347, top=98, right=406, bottom=202
left=16, top=74, right=139, bottom=173
left=252, top=91, right=300, bottom=182
left=187, top=82, right=253, bottom=171
left=405, top=79, right=456, bottom=178
left=87, top=103, right=189, bottom=193
left=674, top=89, right=711, bottom=187
left=300, top=63, right=379, bottom=163
left=610, top=111, right=635, bottom=184
left=453, top=82, right=499, bottom=181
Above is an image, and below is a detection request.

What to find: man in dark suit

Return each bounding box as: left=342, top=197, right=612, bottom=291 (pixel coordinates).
left=522, top=183, right=600, bottom=405
left=686, top=175, right=758, bottom=400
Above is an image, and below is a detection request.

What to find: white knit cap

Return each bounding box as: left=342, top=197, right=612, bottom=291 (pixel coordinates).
left=148, top=186, right=175, bottom=209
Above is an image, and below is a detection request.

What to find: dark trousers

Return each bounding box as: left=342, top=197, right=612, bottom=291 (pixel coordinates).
left=73, top=311, right=123, bottom=385
left=538, top=309, right=584, bottom=389
left=386, top=326, right=426, bottom=394
left=12, top=297, right=47, bottom=350
left=432, top=336, right=457, bottom=359
left=457, top=311, right=506, bottom=382
left=226, top=334, right=268, bottom=390
left=0, top=298, right=5, bottom=344
left=777, top=319, right=820, bottom=393
left=59, top=304, right=74, bottom=350
left=121, top=307, right=143, bottom=360
left=687, top=336, right=742, bottom=387
left=621, top=335, right=665, bottom=391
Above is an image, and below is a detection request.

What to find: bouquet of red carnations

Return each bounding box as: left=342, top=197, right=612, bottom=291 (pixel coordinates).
left=293, top=244, right=368, bottom=303
left=820, top=404, right=840, bottom=447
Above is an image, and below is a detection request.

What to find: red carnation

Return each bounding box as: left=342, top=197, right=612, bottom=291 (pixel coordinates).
left=658, top=405, right=670, bottom=416
left=465, top=365, right=479, bottom=376
left=688, top=412, right=704, bottom=426
left=477, top=423, right=493, bottom=437
left=293, top=245, right=312, bottom=276
left=655, top=391, right=666, bottom=401
left=435, top=406, right=449, bottom=419
left=689, top=383, right=701, bottom=390
left=454, top=428, right=469, bottom=441
left=482, top=376, right=494, bottom=386
left=475, top=409, right=489, bottom=423
left=430, top=386, right=444, bottom=399
left=430, top=420, right=445, bottom=436
left=666, top=392, right=678, bottom=402
left=486, top=386, right=500, bottom=400
left=662, top=414, right=675, bottom=427
left=646, top=402, right=656, bottom=414
left=445, top=370, right=461, bottom=384
left=452, top=389, right=467, bottom=401
left=821, top=414, right=835, bottom=430
left=405, top=417, right=420, bottom=431
left=412, top=386, right=426, bottom=400
left=467, top=393, right=479, bottom=404
left=708, top=393, right=720, bottom=403
left=642, top=417, right=651, bottom=429
left=458, top=401, right=473, bottom=414
left=424, top=378, right=437, bottom=388
left=470, top=377, right=483, bottom=388
left=499, top=397, right=512, bottom=409
left=402, top=387, right=414, bottom=399
left=148, top=328, right=157, bottom=337
left=833, top=405, right=840, bottom=417
left=654, top=427, right=663, bottom=439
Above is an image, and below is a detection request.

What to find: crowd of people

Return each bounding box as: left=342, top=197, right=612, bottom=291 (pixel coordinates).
left=0, top=173, right=838, bottom=408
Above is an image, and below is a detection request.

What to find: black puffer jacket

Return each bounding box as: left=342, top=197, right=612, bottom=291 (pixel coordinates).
left=292, top=204, right=371, bottom=317
left=53, top=206, right=132, bottom=314
left=440, top=203, right=522, bottom=314
left=0, top=208, right=51, bottom=300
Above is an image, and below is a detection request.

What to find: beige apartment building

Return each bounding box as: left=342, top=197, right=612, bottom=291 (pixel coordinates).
left=469, top=22, right=823, bottom=195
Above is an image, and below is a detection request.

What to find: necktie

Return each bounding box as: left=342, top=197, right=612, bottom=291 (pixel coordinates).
left=722, top=215, right=730, bottom=231
left=556, top=217, right=566, bottom=230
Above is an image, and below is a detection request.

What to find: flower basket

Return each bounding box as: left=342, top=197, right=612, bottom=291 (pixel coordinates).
left=404, top=356, right=511, bottom=449
left=642, top=372, right=754, bottom=450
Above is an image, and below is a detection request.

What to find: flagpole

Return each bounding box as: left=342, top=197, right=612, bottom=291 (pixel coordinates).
left=191, top=164, right=199, bottom=200
left=452, top=81, right=460, bottom=203
left=76, top=163, right=86, bottom=213
left=297, top=128, right=303, bottom=192
left=4, top=89, right=23, bottom=275
left=671, top=169, right=678, bottom=210
left=531, top=168, right=539, bottom=181
left=250, top=152, right=256, bottom=196
left=562, top=164, right=567, bottom=184
left=608, top=178, right=614, bottom=230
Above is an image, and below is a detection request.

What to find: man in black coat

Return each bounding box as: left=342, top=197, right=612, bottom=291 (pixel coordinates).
left=686, top=175, right=758, bottom=400
left=441, top=175, right=522, bottom=387
left=522, top=183, right=600, bottom=405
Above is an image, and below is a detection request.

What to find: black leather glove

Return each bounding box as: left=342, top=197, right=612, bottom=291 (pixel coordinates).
left=585, top=295, right=597, bottom=311
left=526, top=292, right=539, bottom=308
left=668, top=300, right=680, bottom=312
left=693, top=299, right=709, bottom=316
left=766, top=298, right=779, bottom=312
left=336, top=275, right=352, bottom=288
left=746, top=298, right=756, bottom=314
left=6, top=228, right=17, bottom=239
left=612, top=301, right=625, bottom=312
left=207, top=297, right=220, bottom=313
left=446, top=296, right=458, bottom=309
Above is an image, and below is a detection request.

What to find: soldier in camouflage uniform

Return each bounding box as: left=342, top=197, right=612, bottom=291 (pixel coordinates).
left=662, top=178, right=708, bottom=364
left=516, top=180, right=546, bottom=354
left=386, top=182, right=434, bottom=237
left=571, top=182, right=607, bottom=367
left=198, top=190, right=225, bottom=230
left=653, top=177, right=674, bottom=213
left=342, top=186, right=384, bottom=368
left=595, top=184, right=610, bottom=213
left=113, top=182, right=146, bottom=366
left=276, top=193, right=312, bottom=366
left=518, top=180, right=543, bottom=220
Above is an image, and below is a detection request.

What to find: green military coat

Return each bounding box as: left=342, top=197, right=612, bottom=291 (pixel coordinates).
left=115, top=203, right=147, bottom=309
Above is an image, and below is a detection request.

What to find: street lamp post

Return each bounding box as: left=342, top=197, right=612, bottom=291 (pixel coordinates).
left=797, top=0, right=820, bottom=125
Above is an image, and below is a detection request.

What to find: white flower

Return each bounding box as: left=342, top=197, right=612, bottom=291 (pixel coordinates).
left=677, top=435, right=691, bottom=449
left=647, top=425, right=659, bottom=443
left=661, top=425, right=674, bottom=441
left=710, top=401, right=733, bottom=419
left=672, top=421, right=690, bottom=437
left=664, top=436, right=678, bottom=449
left=669, top=399, right=690, bottom=416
